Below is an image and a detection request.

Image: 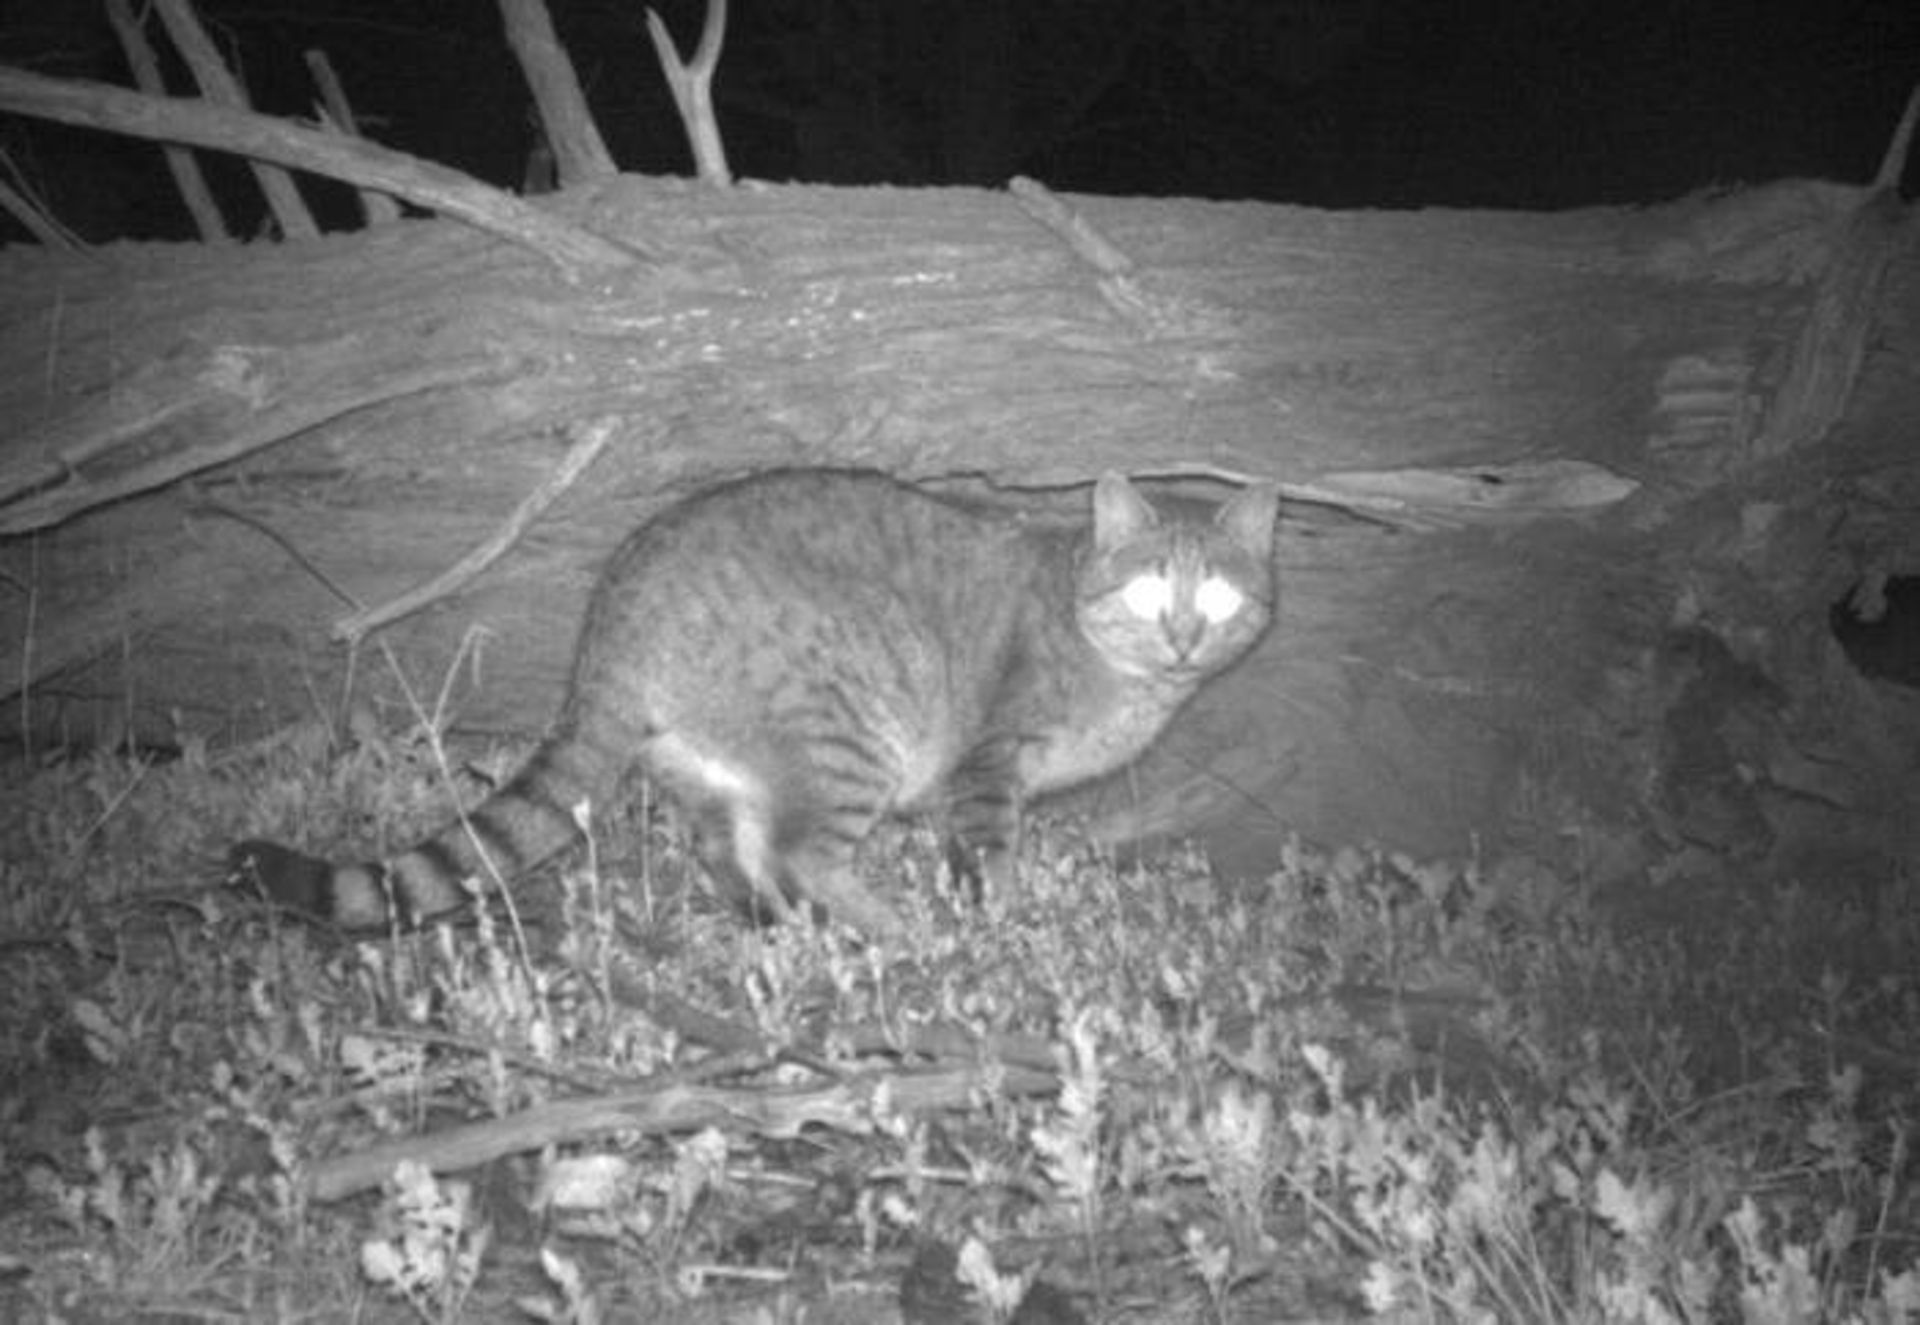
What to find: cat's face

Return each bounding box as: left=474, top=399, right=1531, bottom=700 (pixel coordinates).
left=1077, top=475, right=1278, bottom=679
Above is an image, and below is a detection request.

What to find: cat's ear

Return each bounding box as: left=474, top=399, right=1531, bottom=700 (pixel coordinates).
left=1092, top=472, right=1157, bottom=549
left=1216, top=481, right=1279, bottom=557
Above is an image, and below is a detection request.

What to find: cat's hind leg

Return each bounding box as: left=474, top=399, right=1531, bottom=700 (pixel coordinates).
left=648, top=725, right=907, bottom=937
left=694, top=794, right=902, bottom=936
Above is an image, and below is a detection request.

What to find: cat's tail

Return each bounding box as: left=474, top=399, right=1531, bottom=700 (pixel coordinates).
left=230, top=720, right=629, bottom=931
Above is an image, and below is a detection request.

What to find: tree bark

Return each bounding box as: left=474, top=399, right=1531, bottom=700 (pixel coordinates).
left=2, top=162, right=1916, bottom=887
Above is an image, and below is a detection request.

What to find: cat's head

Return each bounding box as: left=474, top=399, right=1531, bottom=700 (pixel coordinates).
left=1077, top=473, right=1278, bottom=679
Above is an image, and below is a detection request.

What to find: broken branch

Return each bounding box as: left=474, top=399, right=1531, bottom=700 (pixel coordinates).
left=332, top=417, right=623, bottom=643
left=0, top=67, right=650, bottom=276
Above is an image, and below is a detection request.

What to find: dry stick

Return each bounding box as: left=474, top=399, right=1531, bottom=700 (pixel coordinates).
left=305, top=1062, right=1058, bottom=1202
left=104, top=0, right=229, bottom=242
left=1008, top=174, right=1163, bottom=333
left=646, top=0, right=732, bottom=186
left=1119, top=455, right=1635, bottom=529
left=500, top=0, right=617, bottom=188
left=1755, top=80, right=1920, bottom=461
left=1872, top=79, right=1920, bottom=196
left=1009, top=175, right=1133, bottom=276
left=1310, top=457, right=1640, bottom=527
left=1124, top=462, right=1274, bottom=491
left=332, top=416, right=622, bottom=642
left=0, top=68, right=648, bottom=277
left=0, top=173, right=81, bottom=249
left=343, top=1024, right=624, bottom=1094
left=302, top=50, right=401, bottom=227
left=151, top=0, right=318, bottom=240
left=196, top=500, right=363, bottom=612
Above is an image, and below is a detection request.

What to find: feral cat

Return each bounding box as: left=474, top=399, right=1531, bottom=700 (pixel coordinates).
left=232, top=469, right=1278, bottom=937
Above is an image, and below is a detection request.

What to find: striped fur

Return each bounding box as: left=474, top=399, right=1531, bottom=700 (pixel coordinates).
left=235, top=469, right=1278, bottom=936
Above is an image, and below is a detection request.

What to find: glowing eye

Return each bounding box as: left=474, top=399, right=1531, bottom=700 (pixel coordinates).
left=1194, top=576, right=1244, bottom=624
left=1119, top=573, right=1173, bottom=620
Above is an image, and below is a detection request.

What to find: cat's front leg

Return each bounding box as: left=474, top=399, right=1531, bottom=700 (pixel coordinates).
left=782, top=840, right=908, bottom=938
left=944, top=735, right=1024, bottom=899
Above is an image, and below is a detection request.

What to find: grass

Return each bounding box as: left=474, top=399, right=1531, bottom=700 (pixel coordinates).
left=0, top=718, right=1915, bottom=1322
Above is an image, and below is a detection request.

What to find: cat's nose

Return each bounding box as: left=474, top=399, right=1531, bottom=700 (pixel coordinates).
left=1164, top=612, right=1204, bottom=660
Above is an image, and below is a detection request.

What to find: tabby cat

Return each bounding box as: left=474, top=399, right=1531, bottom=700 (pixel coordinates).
left=232, top=469, right=1278, bottom=937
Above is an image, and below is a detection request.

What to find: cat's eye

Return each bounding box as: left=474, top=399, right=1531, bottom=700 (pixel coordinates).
left=1195, top=576, right=1244, bottom=624
left=1120, top=572, right=1174, bottom=620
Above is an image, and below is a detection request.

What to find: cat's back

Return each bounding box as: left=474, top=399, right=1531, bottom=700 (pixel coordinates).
left=618, top=469, right=1021, bottom=575
left=599, top=470, right=1042, bottom=617
left=580, top=471, right=1051, bottom=699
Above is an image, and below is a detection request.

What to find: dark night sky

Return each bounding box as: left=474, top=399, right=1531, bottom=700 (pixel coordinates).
left=1, top=0, right=1916, bottom=241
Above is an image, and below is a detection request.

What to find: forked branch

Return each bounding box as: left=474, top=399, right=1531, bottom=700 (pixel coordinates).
left=646, top=0, right=732, bottom=186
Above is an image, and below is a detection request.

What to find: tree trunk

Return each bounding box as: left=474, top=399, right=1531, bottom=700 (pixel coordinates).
left=3, top=167, right=1917, bottom=888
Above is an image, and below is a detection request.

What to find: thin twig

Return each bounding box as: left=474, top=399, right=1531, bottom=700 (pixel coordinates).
left=194, top=500, right=363, bottom=610
left=332, top=416, right=623, bottom=643
left=1871, top=80, right=1920, bottom=194
left=0, top=166, right=84, bottom=250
